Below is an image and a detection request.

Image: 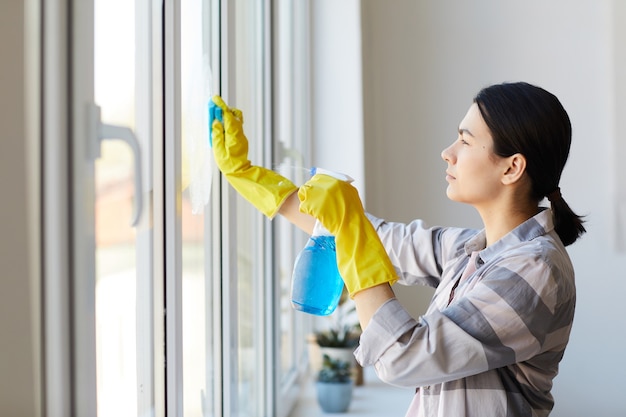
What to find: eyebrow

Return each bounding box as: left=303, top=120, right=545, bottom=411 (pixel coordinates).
left=458, top=127, right=474, bottom=137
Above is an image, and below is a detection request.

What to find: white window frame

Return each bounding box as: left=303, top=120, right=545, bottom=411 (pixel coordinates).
left=42, top=0, right=315, bottom=415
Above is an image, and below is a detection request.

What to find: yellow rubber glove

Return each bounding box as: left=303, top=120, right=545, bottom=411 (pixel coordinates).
left=211, top=95, right=297, bottom=218
left=298, top=174, right=398, bottom=297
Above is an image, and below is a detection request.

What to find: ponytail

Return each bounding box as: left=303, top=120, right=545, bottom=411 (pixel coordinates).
left=548, top=188, right=586, bottom=246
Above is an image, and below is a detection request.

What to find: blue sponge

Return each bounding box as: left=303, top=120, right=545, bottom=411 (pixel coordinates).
left=208, top=99, right=223, bottom=147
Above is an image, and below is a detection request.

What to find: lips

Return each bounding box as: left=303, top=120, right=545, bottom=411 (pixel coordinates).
left=446, top=171, right=456, bottom=180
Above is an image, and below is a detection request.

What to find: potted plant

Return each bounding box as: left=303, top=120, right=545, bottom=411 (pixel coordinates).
left=316, top=354, right=354, bottom=413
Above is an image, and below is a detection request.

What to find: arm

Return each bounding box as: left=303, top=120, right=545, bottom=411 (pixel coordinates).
left=353, top=285, right=396, bottom=329
left=356, top=249, right=575, bottom=388
left=278, top=190, right=316, bottom=235
left=212, top=97, right=397, bottom=329
left=211, top=95, right=297, bottom=218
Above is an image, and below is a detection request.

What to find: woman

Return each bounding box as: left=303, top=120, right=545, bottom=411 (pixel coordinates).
left=211, top=81, right=586, bottom=416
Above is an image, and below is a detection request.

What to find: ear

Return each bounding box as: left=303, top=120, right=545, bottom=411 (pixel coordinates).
left=501, top=153, right=526, bottom=185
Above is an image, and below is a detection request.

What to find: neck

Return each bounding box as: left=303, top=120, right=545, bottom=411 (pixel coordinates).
left=476, top=200, right=539, bottom=247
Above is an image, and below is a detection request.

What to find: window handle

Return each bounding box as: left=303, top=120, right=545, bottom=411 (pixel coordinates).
left=87, top=103, right=143, bottom=226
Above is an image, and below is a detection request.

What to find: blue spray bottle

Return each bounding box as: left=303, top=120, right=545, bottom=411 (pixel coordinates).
left=290, top=168, right=354, bottom=316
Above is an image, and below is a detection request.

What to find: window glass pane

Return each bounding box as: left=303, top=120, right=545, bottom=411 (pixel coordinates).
left=234, top=1, right=265, bottom=415
left=274, top=0, right=297, bottom=384
left=273, top=1, right=312, bottom=408
left=180, top=0, right=216, bottom=415
left=94, top=0, right=156, bottom=415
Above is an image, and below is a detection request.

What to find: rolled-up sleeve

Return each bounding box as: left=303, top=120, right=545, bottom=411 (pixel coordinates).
left=354, top=298, right=490, bottom=388
left=353, top=299, right=416, bottom=367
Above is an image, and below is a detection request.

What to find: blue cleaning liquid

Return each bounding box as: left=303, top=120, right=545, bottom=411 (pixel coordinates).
left=291, top=234, right=344, bottom=316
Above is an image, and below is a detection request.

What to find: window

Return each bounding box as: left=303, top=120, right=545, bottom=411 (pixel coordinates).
left=52, top=1, right=313, bottom=416
left=176, top=1, right=313, bottom=415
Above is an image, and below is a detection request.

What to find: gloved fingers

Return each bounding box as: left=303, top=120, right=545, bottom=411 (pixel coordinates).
left=210, top=94, right=232, bottom=154
left=212, top=95, right=244, bottom=124
left=211, top=117, right=225, bottom=151
left=210, top=95, right=252, bottom=174
left=213, top=97, right=246, bottom=151
left=211, top=95, right=229, bottom=112
left=299, top=174, right=361, bottom=207
left=298, top=174, right=364, bottom=235
left=232, top=108, right=244, bottom=122
left=297, top=174, right=335, bottom=217
left=211, top=115, right=250, bottom=175
left=211, top=119, right=229, bottom=166
left=223, top=109, right=247, bottom=141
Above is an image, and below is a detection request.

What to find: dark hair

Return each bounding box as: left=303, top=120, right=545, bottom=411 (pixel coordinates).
left=474, top=82, right=586, bottom=246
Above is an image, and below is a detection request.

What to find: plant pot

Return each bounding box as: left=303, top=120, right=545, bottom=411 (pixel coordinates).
left=316, top=380, right=354, bottom=413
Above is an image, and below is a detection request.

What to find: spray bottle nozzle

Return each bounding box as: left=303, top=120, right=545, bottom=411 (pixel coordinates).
left=310, top=167, right=354, bottom=183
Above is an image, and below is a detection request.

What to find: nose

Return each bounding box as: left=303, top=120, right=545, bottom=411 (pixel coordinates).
left=441, top=143, right=454, bottom=163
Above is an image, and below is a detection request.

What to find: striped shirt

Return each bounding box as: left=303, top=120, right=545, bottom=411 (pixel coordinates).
left=354, top=209, right=576, bottom=417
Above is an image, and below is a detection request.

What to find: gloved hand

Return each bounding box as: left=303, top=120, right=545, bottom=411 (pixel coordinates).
left=211, top=95, right=297, bottom=218
left=298, top=174, right=398, bottom=297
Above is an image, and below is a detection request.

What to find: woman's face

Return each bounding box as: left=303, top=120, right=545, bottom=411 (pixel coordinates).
left=441, top=103, right=510, bottom=207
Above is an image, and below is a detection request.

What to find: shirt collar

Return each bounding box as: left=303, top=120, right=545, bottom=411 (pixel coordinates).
left=463, top=208, right=554, bottom=263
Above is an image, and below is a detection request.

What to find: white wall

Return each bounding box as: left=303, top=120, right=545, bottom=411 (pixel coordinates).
left=359, top=0, right=626, bottom=415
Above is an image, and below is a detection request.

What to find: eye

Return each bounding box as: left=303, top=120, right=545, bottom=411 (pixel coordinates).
left=459, top=138, right=469, bottom=145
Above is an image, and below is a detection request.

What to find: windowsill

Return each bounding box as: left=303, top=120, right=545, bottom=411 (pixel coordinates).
left=289, top=366, right=414, bottom=416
